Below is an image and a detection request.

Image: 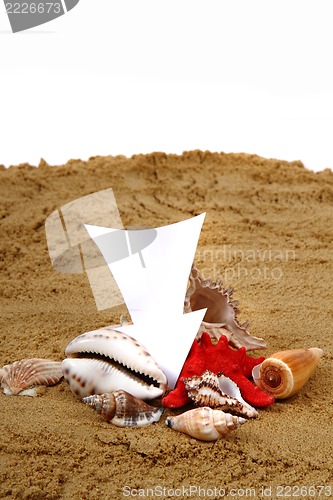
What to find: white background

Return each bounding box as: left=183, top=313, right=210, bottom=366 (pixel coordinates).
left=0, top=0, right=332, bottom=172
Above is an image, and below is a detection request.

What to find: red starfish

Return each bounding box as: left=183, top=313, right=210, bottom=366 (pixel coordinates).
left=162, top=333, right=275, bottom=408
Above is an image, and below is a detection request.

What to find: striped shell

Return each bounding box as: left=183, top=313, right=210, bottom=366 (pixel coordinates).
left=183, top=370, right=258, bottom=418
left=0, top=358, right=63, bottom=396
left=82, top=390, right=163, bottom=427
left=165, top=407, right=247, bottom=441
left=252, top=347, right=324, bottom=399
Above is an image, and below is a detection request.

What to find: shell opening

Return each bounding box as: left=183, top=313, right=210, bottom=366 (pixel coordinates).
left=184, top=263, right=267, bottom=350
left=265, top=369, right=282, bottom=389
left=68, top=351, right=161, bottom=389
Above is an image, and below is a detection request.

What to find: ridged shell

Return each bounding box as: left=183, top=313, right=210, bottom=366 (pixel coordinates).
left=82, top=390, right=163, bottom=427
left=0, top=358, right=63, bottom=396
left=165, top=407, right=247, bottom=441
left=252, top=348, right=324, bottom=399
left=184, top=263, right=266, bottom=350
left=62, top=328, right=167, bottom=399
left=183, top=370, right=258, bottom=418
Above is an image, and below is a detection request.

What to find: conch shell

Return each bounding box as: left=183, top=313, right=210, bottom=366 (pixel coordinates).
left=252, top=348, right=324, bottom=399
left=183, top=370, right=258, bottom=418
left=184, top=263, right=266, bottom=350
left=82, top=390, right=164, bottom=427
left=165, top=407, right=247, bottom=441
left=0, top=358, right=63, bottom=396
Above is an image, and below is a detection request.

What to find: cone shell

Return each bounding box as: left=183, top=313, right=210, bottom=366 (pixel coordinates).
left=0, top=358, right=63, bottom=396
left=252, top=348, right=324, bottom=399
left=82, top=390, right=164, bottom=427
left=165, top=407, right=247, bottom=441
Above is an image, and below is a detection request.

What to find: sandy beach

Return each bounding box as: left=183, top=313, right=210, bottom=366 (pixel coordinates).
left=1, top=151, right=332, bottom=499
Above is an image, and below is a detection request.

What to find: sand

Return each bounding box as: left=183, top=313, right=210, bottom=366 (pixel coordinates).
left=0, top=151, right=332, bottom=499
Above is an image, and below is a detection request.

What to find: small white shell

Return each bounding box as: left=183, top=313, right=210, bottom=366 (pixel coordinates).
left=0, top=358, right=63, bottom=396
left=218, top=374, right=258, bottom=418
left=166, top=407, right=247, bottom=441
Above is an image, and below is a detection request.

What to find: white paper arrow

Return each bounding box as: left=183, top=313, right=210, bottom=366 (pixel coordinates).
left=84, top=213, right=206, bottom=388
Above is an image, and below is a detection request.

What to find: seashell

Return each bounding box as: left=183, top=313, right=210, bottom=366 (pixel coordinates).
left=165, top=407, right=247, bottom=441
left=184, top=263, right=266, bottom=350
left=82, top=389, right=163, bottom=427
left=218, top=373, right=258, bottom=417
left=183, top=370, right=258, bottom=418
left=252, top=348, right=324, bottom=399
left=0, top=358, right=63, bottom=396
left=62, top=328, right=167, bottom=400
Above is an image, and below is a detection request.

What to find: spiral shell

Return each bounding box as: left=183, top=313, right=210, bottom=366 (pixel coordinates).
left=183, top=370, right=258, bottom=418
left=0, top=358, right=63, bottom=396
left=252, top=348, right=324, bottom=399
left=82, top=390, right=164, bottom=427
left=165, top=407, right=247, bottom=441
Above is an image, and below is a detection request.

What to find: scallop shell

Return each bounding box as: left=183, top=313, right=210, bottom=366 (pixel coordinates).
left=183, top=370, right=258, bottom=418
left=252, top=347, right=324, bottom=399
left=82, top=390, right=163, bottom=427
left=62, top=328, right=167, bottom=400
left=165, top=407, right=247, bottom=441
left=184, top=263, right=266, bottom=350
left=0, top=358, right=63, bottom=396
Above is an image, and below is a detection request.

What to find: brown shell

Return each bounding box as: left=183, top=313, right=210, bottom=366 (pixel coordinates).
left=0, top=358, right=63, bottom=396
left=253, top=348, right=324, bottom=399
left=184, top=263, right=266, bottom=350
left=82, top=390, right=164, bottom=427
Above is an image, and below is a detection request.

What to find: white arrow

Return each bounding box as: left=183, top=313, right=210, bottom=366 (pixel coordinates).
left=84, top=213, right=207, bottom=388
